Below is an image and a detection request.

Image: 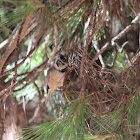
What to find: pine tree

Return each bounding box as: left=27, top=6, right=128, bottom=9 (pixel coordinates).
left=0, top=0, right=139, bottom=139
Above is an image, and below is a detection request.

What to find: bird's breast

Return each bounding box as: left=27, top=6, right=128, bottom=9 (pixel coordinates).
left=48, top=69, right=65, bottom=91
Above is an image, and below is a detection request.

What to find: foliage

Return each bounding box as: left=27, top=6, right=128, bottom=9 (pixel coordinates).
left=21, top=93, right=140, bottom=140
left=0, top=0, right=139, bottom=140
left=22, top=98, right=87, bottom=140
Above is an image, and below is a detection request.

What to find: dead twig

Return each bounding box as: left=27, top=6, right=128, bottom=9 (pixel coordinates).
left=33, top=81, right=43, bottom=123
left=28, top=98, right=45, bottom=123
left=90, top=13, right=140, bottom=65
left=93, top=43, right=105, bottom=71
left=90, top=42, right=110, bottom=65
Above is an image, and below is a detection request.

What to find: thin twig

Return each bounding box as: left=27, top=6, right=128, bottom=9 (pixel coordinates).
left=54, top=23, right=59, bottom=51
left=90, top=42, right=110, bottom=65
left=111, top=48, right=118, bottom=68
left=19, top=12, right=34, bottom=41
left=28, top=98, right=45, bottom=123
left=93, top=43, right=105, bottom=69
left=85, top=1, right=97, bottom=45
left=33, top=81, right=43, bottom=123
left=111, top=13, right=140, bottom=46
left=47, top=23, right=60, bottom=64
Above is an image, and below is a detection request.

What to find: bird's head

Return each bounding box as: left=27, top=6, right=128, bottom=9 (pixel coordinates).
left=54, top=54, right=68, bottom=71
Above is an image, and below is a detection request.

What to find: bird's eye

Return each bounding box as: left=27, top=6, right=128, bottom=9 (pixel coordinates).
left=56, top=60, right=61, bottom=66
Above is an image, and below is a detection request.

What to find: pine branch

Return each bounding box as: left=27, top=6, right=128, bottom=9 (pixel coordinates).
left=111, top=13, right=140, bottom=46
left=90, top=13, right=140, bottom=65
left=19, top=12, right=34, bottom=41
left=0, top=22, right=22, bottom=73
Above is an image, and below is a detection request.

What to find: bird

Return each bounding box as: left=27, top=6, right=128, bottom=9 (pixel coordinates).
left=46, top=54, right=68, bottom=102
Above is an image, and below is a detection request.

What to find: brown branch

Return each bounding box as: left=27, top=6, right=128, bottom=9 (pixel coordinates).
left=54, top=23, right=59, bottom=51
left=33, top=0, right=85, bottom=43
left=13, top=79, right=33, bottom=93
left=19, top=12, right=34, bottom=41
left=66, top=25, right=70, bottom=54
left=13, top=46, right=19, bottom=83
left=33, top=8, right=45, bottom=47
left=93, top=44, right=105, bottom=75
left=47, top=26, right=62, bottom=64
left=90, top=13, right=140, bottom=65
left=13, top=24, right=25, bottom=84
left=33, top=81, right=43, bottom=123
left=19, top=25, right=38, bottom=49
left=0, top=13, right=37, bottom=70
left=0, top=22, right=22, bottom=73
left=78, top=79, right=85, bottom=100
left=0, top=40, right=10, bottom=54
left=111, top=13, right=140, bottom=46
left=13, top=61, right=48, bottom=89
